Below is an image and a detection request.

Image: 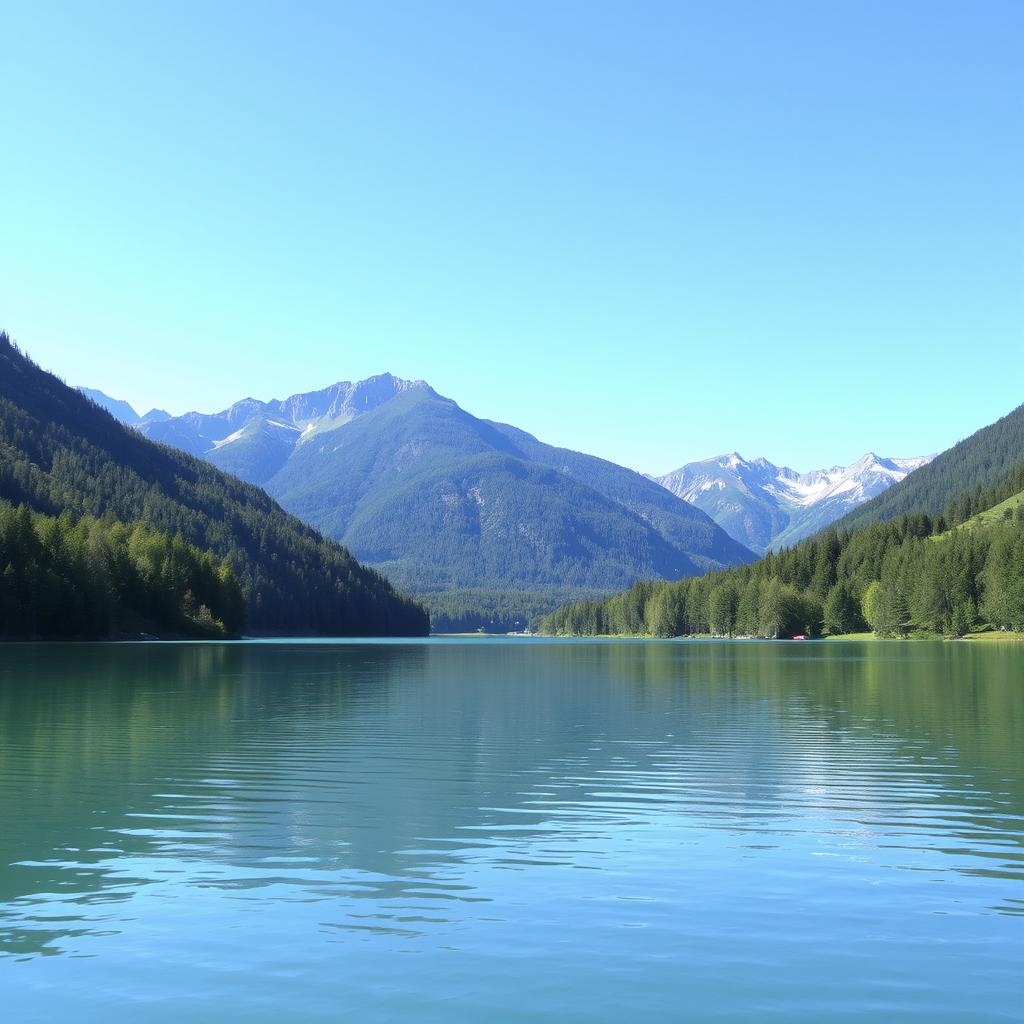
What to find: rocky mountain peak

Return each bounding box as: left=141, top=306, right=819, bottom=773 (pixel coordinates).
left=656, top=449, right=934, bottom=554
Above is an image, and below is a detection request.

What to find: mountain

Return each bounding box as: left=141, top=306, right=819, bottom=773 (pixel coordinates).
left=135, top=378, right=755, bottom=598
left=1, top=334, right=428, bottom=636
left=834, top=401, right=1024, bottom=533
left=76, top=387, right=142, bottom=425
left=76, top=387, right=171, bottom=427
left=656, top=451, right=932, bottom=554
left=140, top=374, right=427, bottom=485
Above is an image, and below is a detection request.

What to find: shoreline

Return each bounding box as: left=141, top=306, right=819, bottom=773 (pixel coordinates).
left=533, top=631, right=1024, bottom=642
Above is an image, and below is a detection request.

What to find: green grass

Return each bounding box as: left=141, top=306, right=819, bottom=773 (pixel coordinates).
left=826, top=628, right=1024, bottom=642
left=962, top=629, right=1024, bottom=642
left=936, top=489, right=1024, bottom=538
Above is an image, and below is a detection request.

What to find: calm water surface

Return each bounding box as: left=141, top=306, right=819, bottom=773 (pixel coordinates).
left=0, top=639, right=1022, bottom=1021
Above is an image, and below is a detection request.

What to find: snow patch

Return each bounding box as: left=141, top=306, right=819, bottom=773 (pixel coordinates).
left=210, top=427, right=246, bottom=449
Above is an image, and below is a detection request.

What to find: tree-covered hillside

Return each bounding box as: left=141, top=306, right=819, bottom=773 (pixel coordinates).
left=485, top=421, right=749, bottom=566
left=424, top=587, right=604, bottom=633
left=542, top=471, right=1024, bottom=640
left=0, top=501, right=245, bottom=638
left=0, top=334, right=428, bottom=636
left=266, top=388, right=753, bottom=595
left=125, top=373, right=753, bottom=609
left=835, top=402, right=1024, bottom=533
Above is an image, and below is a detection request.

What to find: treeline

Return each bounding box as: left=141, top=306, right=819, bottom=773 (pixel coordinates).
left=424, top=587, right=610, bottom=633
left=542, top=497, right=1024, bottom=639
left=0, top=332, right=429, bottom=636
left=942, top=462, right=1024, bottom=528
left=0, top=501, right=245, bottom=638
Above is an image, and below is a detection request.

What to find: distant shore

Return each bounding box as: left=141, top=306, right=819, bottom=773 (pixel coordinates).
left=526, top=630, right=1024, bottom=642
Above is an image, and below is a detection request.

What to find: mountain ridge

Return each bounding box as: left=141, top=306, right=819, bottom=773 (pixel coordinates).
left=76, top=387, right=170, bottom=426
left=656, top=450, right=932, bottom=553
left=135, top=373, right=433, bottom=484
left=100, top=375, right=756, bottom=597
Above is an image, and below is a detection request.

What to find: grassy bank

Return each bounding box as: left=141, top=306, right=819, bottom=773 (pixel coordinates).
left=821, top=629, right=1024, bottom=642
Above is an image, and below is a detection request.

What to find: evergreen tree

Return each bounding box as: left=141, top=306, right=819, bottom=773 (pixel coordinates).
left=949, top=600, right=977, bottom=638
left=863, top=581, right=904, bottom=637
left=708, top=582, right=738, bottom=637
left=982, top=528, right=1024, bottom=630
left=754, top=578, right=781, bottom=638
left=540, top=474, right=1024, bottom=641
left=823, top=581, right=859, bottom=636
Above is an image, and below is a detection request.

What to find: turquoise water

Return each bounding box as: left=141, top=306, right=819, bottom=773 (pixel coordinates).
left=1, top=639, right=1022, bottom=1022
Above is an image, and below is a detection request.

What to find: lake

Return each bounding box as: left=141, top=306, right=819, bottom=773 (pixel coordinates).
left=1, top=638, right=1022, bottom=1021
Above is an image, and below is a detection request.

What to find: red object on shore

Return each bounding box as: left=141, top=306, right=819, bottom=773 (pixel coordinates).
left=792, top=634, right=807, bottom=641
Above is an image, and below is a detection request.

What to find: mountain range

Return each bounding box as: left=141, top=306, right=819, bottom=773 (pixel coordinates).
left=655, top=451, right=932, bottom=554
left=84, top=378, right=755, bottom=603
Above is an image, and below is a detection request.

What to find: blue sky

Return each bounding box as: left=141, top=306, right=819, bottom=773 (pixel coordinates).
left=2, top=1, right=1021, bottom=474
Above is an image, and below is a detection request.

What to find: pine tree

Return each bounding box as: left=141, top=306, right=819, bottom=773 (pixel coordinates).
left=823, top=581, right=859, bottom=636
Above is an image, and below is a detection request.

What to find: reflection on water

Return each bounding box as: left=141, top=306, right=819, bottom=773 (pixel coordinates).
left=0, top=639, right=1022, bottom=1021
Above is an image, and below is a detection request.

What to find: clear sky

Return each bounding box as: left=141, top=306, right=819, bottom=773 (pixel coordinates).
left=2, top=1, right=1021, bottom=475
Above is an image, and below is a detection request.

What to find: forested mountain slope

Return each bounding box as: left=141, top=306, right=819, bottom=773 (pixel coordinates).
left=542, top=495, right=1024, bottom=640
left=264, top=388, right=754, bottom=593
left=119, top=376, right=754, bottom=598
left=485, top=421, right=747, bottom=566
left=835, top=402, right=1024, bottom=533
left=0, top=334, right=428, bottom=636
left=0, top=500, right=246, bottom=639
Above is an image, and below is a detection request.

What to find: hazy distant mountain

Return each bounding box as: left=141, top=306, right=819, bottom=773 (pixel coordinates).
left=77, top=387, right=171, bottom=427
left=656, top=451, right=933, bottom=553
left=133, top=377, right=755, bottom=594
left=77, top=387, right=143, bottom=425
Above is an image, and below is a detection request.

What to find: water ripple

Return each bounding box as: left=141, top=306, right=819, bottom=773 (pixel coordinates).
left=0, top=640, right=1022, bottom=1021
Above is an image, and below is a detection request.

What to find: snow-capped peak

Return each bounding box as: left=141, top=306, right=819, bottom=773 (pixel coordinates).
left=717, top=451, right=746, bottom=469
left=655, top=449, right=935, bottom=554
